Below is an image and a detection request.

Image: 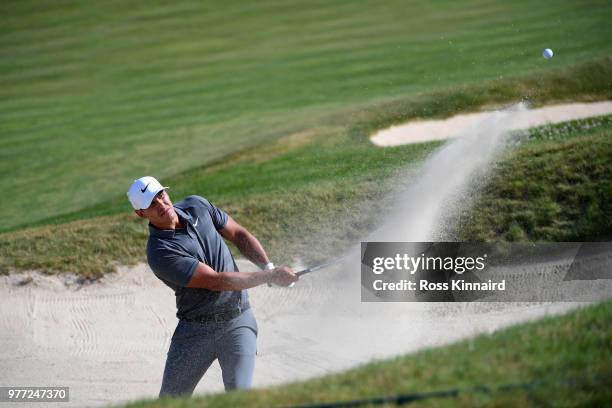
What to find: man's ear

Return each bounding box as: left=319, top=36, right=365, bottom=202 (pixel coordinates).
left=134, top=209, right=146, bottom=218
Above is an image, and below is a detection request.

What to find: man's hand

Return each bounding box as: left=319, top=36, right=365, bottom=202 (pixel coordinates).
left=268, top=266, right=298, bottom=287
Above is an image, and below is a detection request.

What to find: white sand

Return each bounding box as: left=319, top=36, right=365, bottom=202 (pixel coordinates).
left=1, top=260, right=606, bottom=407
left=370, top=101, right=612, bottom=146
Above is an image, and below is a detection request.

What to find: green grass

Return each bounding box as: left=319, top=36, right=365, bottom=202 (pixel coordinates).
left=121, top=301, right=612, bottom=407
left=1, top=1, right=612, bottom=276
left=455, top=115, right=612, bottom=242
left=8, top=57, right=612, bottom=235
left=2, top=0, right=612, bottom=232
left=1, top=63, right=612, bottom=277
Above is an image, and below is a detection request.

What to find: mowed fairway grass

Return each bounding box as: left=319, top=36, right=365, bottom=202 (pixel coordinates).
left=2, top=0, right=612, bottom=230
left=1, top=1, right=611, bottom=276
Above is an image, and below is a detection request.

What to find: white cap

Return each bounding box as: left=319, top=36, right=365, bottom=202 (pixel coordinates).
left=127, top=176, right=168, bottom=210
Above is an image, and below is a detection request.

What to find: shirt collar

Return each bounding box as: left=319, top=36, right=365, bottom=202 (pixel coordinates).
left=148, top=206, right=192, bottom=238
left=174, top=206, right=192, bottom=222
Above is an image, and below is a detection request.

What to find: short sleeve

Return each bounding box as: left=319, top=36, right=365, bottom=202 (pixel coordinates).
left=148, top=249, right=199, bottom=287
left=193, top=196, right=228, bottom=230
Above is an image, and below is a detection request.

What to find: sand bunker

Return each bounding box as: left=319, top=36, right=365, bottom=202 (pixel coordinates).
left=371, top=101, right=612, bottom=146
left=1, top=259, right=608, bottom=407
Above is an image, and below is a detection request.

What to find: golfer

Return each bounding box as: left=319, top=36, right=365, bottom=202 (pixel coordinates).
left=127, top=176, right=298, bottom=396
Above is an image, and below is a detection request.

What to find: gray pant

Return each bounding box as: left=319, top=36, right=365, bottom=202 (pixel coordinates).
left=159, top=308, right=258, bottom=396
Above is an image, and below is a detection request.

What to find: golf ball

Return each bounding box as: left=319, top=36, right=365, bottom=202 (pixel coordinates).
left=543, top=48, right=553, bottom=59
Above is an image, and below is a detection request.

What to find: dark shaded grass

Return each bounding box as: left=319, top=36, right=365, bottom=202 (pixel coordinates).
left=455, top=117, right=612, bottom=243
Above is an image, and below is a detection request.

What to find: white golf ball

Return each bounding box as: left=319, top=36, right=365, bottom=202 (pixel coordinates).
left=543, top=48, right=553, bottom=59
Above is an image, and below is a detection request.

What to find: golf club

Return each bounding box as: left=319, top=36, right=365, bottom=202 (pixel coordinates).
left=296, top=254, right=350, bottom=277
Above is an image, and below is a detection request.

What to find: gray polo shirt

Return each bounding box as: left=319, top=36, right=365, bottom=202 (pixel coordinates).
left=146, top=195, right=249, bottom=320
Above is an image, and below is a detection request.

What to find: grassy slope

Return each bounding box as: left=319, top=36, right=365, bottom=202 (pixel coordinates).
left=2, top=0, right=612, bottom=232
left=1, top=61, right=611, bottom=277
left=455, top=115, right=612, bottom=242
left=123, top=301, right=612, bottom=408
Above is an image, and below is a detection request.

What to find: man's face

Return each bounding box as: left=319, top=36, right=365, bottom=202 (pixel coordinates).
left=135, top=190, right=178, bottom=228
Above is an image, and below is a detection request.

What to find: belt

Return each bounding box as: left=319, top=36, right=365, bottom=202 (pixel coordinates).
left=181, top=304, right=249, bottom=323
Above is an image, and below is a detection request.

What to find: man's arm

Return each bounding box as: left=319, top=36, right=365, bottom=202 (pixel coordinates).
left=186, top=262, right=296, bottom=290
left=219, top=216, right=271, bottom=268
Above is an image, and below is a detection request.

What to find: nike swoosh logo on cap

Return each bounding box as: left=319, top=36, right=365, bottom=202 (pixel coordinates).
left=140, top=183, right=150, bottom=193
left=193, top=217, right=198, bottom=227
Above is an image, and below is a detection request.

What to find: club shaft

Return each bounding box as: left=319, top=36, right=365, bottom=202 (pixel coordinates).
left=296, top=256, right=347, bottom=277
left=296, top=268, right=313, bottom=277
